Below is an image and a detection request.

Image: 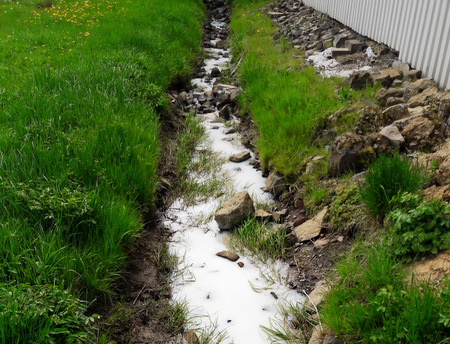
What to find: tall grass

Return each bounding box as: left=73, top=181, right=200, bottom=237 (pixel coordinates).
left=230, top=0, right=341, bottom=178
left=0, top=0, right=205, bottom=340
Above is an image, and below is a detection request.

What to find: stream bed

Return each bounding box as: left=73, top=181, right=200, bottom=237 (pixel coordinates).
left=164, top=2, right=304, bottom=343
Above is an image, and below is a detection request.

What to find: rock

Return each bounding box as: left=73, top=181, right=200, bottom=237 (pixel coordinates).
left=379, top=124, right=405, bottom=146
left=255, top=209, right=272, bottom=221
left=216, top=251, right=240, bottom=262
left=376, top=87, right=405, bottom=106
left=392, top=60, right=410, bottom=75
left=308, top=328, right=323, bottom=344
left=219, top=104, right=231, bottom=120
left=313, top=238, right=331, bottom=249
left=293, top=207, right=328, bottom=242
left=437, top=156, right=450, bottom=185
left=178, top=91, right=188, bottom=103
left=264, top=172, right=286, bottom=197
left=408, top=86, right=439, bottom=108
left=323, top=334, right=342, bottom=344
left=424, top=185, right=450, bottom=202
left=401, top=116, right=436, bottom=151
left=229, top=151, right=251, bottom=163
left=332, top=34, right=348, bottom=48
left=386, top=97, right=405, bottom=107
left=404, top=79, right=438, bottom=100
left=215, top=40, right=228, bottom=49
left=210, top=67, right=221, bottom=77
left=438, top=91, right=450, bottom=122
left=214, top=191, right=255, bottom=230
left=405, top=69, right=422, bottom=80
left=379, top=68, right=402, bottom=81
left=237, top=262, right=244, bottom=268
left=329, top=132, right=373, bottom=175
left=184, top=330, right=199, bottom=344
left=410, top=252, right=450, bottom=284
left=372, top=73, right=391, bottom=88
left=344, top=39, right=363, bottom=53
left=349, top=71, right=373, bottom=90
left=381, top=103, right=409, bottom=124
left=330, top=47, right=351, bottom=58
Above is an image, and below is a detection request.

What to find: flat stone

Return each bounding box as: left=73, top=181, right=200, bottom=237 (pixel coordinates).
left=293, top=207, right=328, bottom=242
left=214, top=191, right=255, bottom=230
left=229, top=151, right=251, bottom=163
left=379, top=124, right=405, bottom=146
left=313, top=238, right=331, bottom=249
left=305, top=281, right=329, bottom=311
left=216, top=251, right=240, bottom=262
left=331, top=47, right=351, bottom=58
left=255, top=209, right=272, bottom=221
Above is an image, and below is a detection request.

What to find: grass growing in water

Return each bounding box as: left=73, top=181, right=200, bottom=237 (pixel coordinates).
left=0, top=0, right=205, bottom=340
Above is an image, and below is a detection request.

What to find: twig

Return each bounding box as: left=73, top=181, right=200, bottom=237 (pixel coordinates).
left=231, top=53, right=246, bottom=76
left=302, top=289, right=323, bottom=331
left=132, top=284, right=146, bottom=306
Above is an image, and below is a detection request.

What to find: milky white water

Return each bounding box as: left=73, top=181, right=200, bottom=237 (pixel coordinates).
left=164, top=13, right=304, bottom=344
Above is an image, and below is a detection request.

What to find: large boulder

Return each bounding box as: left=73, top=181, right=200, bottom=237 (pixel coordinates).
left=214, top=191, right=255, bottom=230
left=329, top=132, right=374, bottom=175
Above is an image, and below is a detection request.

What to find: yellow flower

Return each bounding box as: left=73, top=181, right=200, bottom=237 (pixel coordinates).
left=84, top=32, right=90, bottom=36
left=24, top=57, right=28, bottom=60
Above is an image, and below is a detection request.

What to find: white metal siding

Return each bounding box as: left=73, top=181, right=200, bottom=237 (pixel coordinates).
left=302, top=0, right=450, bottom=89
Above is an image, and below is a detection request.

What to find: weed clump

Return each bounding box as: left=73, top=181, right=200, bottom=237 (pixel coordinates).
left=386, top=193, right=450, bottom=259
left=359, top=153, right=427, bottom=220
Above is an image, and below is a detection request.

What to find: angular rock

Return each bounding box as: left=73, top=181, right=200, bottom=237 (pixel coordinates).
left=405, top=69, right=422, bottom=80
left=381, top=103, right=409, bottom=124
left=333, top=34, right=349, bottom=48
left=401, top=116, right=436, bottom=151
left=329, top=132, right=373, bottom=175
left=345, top=39, right=363, bottom=53
left=264, top=172, right=286, bottom=197
left=214, top=191, right=255, bottom=230
left=379, top=124, right=405, bottom=147
left=330, top=47, right=351, bottom=58
left=216, top=251, right=240, bottom=262
left=210, top=67, right=221, bottom=77
left=376, top=87, right=405, bottom=106
left=305, top=281, right=329, bottom=312
left=293, top=206, right=328, bottom=242
left=229, top=151, right=251, bottom=163
left=380, top=68, right=402, bottom=81
left=349, top=71, right=373, bottom=90
left=372, top=73, right=391, bottom=88
left=392, top=60, right=410, bottom=75
left=386, top=97, right=405, bottom=107
left=438, top=91, right=450, bottom=122
left=424, top=185, right=450, bottom=202
left=437, top=156, right=450, bottom=186
left=272, top=209, right=287, bottom=222
left=408, top=86, right=439, bottom=108
left=255, top=209, right=272, bottom=221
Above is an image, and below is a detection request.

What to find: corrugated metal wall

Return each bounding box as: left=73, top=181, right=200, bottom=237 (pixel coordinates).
left=302, top=0, right=450, bottom=89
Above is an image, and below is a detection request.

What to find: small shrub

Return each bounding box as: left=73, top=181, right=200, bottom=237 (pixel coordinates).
left=337, top=86, right=352, bottom=103
left=359, top=153, right=427, bottom=220
left=386, top=192, right=450, bottom=258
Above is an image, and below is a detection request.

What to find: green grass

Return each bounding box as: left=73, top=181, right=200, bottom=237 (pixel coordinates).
left=229, top=217, right=288, bottom=261
left=359, top=153, right=428, bottom=220
left=230, top=0, right=341, bottom=178
left=0, top=0, right=205, bottom=340
left=321, top=244, right=449, bottom=344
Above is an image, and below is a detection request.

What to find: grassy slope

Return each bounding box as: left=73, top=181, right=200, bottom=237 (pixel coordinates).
left=230, top=0, right=341, bottom=179
left=0, top=0, right=204, bottom=341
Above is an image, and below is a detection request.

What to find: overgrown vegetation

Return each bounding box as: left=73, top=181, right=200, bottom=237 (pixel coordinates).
left=359, top=153, right=428, bottom=220
left=321, top=244, right=449, bottom=344
left=0, top=0, right=205, bottom=340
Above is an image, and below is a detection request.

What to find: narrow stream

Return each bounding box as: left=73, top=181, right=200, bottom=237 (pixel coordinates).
left=164, top=2, right=304, bottom=343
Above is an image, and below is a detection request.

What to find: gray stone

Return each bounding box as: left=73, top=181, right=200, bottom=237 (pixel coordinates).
left=381, top=103, right=409, bottom=124
left=379, top=125, right=405, bottom=146
left=439, top=91, right=450, bottom=122
left=214, top=191, right=255, bottom=230
left=380, top=68, right=402, bottom=81
left=386, top=97, right=406, bottom=107
left=392, top=60, right=410, bottom=75
left=349, top=71, right=373, bottom=90
left=345, top=39, right=363, bottom=53
left=229, top=151, right=251, bottom=163
left=331, top=47, right=351, bottom=58
left=333, top=34, right=349, bottom=48
left=329, top=132, right=374, bottom=175
left=293, top=207, right=328, bottom=242
left=264, top=172, right=286, bottom=197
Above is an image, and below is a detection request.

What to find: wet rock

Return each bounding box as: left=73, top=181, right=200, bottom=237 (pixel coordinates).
left=379, top=124, right=405, bottom=147
left=216, top=251, right=240, bottom=262
left=305, top=280, right=329, bottom=312
left=408, top=86, right=439, bottom=108
left=293, top=206, right=328, bottom=242
left=184, top=330, right=199, bottom=344
left=210, top=67, right=221, bottom=77
left=229, top=151, right=251, bottom=163
left=214, top=191, right=255, bottom=230
left=349, top=71, right=373, bottom=90
left=255, top=209, right=272, bottom=221
left=263, top=172, right=286, bottom=197
left=329, top=132, right=373, bottom=175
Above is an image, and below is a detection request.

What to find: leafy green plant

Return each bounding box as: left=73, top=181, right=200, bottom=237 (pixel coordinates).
left=359, top=153, right=428, bottom=220
left=0, top=283, right=96, bottom=343
left=386, top=193, right=450, bottom=258
left=337, top=86, right=352, bottom=103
